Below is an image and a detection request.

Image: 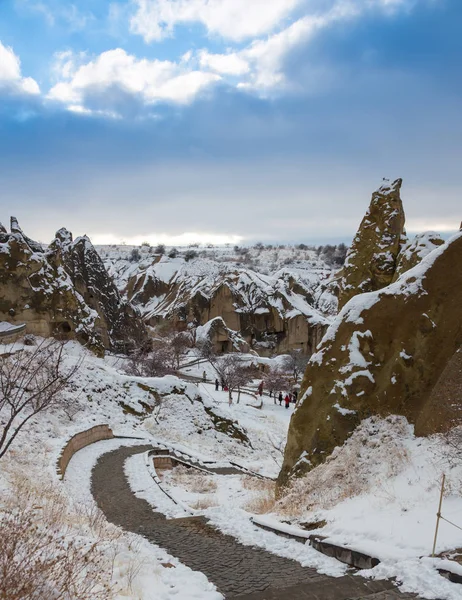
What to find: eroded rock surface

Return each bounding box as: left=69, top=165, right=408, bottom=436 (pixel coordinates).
left=123, top=259, right=330, bottom=356
left=0, top=219, right=146, bottom=354
left=278, top=233, right=462, bottom=488
left=338, top=179, right=406, bottom=310
left=393, top=231, right=444, bottom=281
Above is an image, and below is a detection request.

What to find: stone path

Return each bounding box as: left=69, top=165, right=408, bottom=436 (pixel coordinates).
left=91, top=445, right=416, bottom=600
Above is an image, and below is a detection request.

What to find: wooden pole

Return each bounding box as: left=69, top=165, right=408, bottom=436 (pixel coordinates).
left=432, top=473, right=446, bottom=557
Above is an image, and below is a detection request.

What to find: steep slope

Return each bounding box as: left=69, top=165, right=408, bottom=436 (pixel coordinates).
left=278, top=232, right=462, bottom=487
left=338, top=179, right=407, bottom=310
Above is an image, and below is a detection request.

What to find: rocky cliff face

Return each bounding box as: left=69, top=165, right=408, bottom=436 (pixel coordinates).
left=119, top=257, right=330, bottom=356
left=278, top=232, right=462, bottom=488
left=0, top=219, right=146, bottom=354
left=338, top=179, right=407, bottom=310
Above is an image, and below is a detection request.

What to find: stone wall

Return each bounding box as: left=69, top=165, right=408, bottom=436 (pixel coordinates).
left=57, top=424, right=114, bottom=479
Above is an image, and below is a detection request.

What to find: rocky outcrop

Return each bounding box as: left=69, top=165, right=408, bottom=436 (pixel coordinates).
left=338, top=179, right=406, bottom=310
left=0, top=219, right=147, bottom=354
left=196, top=317, right=250, bottom=354
left=123, top=258, right=330, bottom=356
left=53, top=230, right=147, bottom=351
left=392, top=231, right=444, bottom=281
left=10, top=216, right=44, bottom=253
left=278, top=233, right=462, bottom=488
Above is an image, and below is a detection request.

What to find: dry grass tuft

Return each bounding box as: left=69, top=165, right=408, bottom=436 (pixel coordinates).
left=242, top=475, right=274, bottom=492
left=243, top=477, right=276, bottom=515
left=169, top=465, right=218, bottom=493
left=276, top=416, right=411, bottom=518
left=0, top=470, right=115, bottom=600
left=190, top=495, right=219, bottom=510
left=245, top=491, right=276, bottom=515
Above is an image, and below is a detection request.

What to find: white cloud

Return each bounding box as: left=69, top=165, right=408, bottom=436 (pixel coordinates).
left=0, top=41, right=40, bottom=96
left=46, top=0, right=424, bottom=117
left=48, top=48, right=221, bottom=114
left=130, top=0, right=303, bottom=43
left=198, top=50, right=249, bottom=76
left=197, top=0, right=422, bottom=93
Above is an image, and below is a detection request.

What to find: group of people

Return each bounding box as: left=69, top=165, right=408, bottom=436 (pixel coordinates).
left=274, top=390, right=298, bottom=409
left=209, top=375, right=298, bottom=408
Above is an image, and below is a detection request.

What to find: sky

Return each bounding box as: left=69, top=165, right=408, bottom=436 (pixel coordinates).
left=0, top=0, right=461, bottom=246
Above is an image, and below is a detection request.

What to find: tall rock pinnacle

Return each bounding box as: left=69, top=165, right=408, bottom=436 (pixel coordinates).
left=338, top=179, right=406, bottom=310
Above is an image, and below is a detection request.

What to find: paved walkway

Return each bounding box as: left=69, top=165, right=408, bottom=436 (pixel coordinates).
left=91, top=445, right=415, bottom=600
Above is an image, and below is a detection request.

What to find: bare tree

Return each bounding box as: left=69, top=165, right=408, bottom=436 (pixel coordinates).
left=284, top=349, right=310, bottom=385
left=0, top=340, right=80, bottom=460
left=170, top=332, right=191, bottom=369
left=264, top=368, right=290, bottom=404
left=214, top=355, right=252, bottom=404
left=125, top=342, right=175, bottom=378
left=196, top=338, right=216, bottom=362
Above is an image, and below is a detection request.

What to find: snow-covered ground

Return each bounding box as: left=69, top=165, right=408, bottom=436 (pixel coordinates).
left=63, top=438, right=223, bottom=600
left=2, top=339, right=462, bottom=599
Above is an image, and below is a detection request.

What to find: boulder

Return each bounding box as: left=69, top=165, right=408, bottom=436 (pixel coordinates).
left=278, top=233, right=462, bottom=488
left=338, top=179, right=406, bottom=310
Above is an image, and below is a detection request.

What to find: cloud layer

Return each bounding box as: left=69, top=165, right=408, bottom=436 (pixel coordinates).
left=0, top=41, right=40, bottom=96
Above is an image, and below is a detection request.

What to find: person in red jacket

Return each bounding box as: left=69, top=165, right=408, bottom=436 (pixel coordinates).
left=284, top=394, right=291, bottom=409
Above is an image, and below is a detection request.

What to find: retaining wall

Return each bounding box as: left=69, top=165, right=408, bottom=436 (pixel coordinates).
left=57, top=424, right=114, bottom=479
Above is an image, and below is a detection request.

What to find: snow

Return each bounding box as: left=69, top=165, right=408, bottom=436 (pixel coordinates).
left=100, top=243, right=337, bottom=324
left=123, top=443, right=348, bottom=579
left=2, top=338, right=462, bottom=599
left=271, top=417, right=462, bottom=599
left=63, top=438, right=223, bottom=600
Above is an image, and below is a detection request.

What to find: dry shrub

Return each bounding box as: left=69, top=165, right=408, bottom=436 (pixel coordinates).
left=242, top=475, right=274, bottom=492
left=190, top=495, right=219, bottom=510
left=0, top=471, right=114, bottom=600
left=276, top=416, right=411, bottom=518
left=245, top=491, right=276, bottom=515
left=242, top=477, right=276, bottom=514
left=169, top=465, right=218, bottom=493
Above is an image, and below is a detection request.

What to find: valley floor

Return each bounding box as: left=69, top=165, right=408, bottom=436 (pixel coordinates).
left=1, top=342, right=462, bottom=599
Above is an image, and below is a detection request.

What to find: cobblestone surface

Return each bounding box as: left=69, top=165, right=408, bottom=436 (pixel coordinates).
left=91, top=445, right=416, bottom=600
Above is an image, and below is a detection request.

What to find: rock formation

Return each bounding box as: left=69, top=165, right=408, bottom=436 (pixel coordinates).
left=278, top=232, right=462, bottom=488
left=392, top=231, right=444, bottom=281
left=0, top=219, right=147, bottom=354
left=10, top=216, right=44, bottom=253
left=123, top=258, right=330, bottom=356
left=338, top=179, right=406, bottom=310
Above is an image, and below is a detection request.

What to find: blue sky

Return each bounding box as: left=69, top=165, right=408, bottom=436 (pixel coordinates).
left=0, top=0, right=461, bottom=245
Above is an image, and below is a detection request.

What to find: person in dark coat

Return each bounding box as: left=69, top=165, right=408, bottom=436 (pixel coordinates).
left=293, top=390, right=298, bottom=403
left=258, top=381, right=264, bottom=397
left=221, top=379, right=225, bottom=391
left=285, top=394, right=291, bottom=409
left=278, top=391, right=283, bottom=406
left=215, top=379, right=219, bottom=391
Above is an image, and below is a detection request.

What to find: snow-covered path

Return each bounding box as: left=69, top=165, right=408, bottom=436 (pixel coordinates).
left=90, top=443, right=410, bottom=600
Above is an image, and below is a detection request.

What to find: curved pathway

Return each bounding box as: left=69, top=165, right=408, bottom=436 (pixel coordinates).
left=91, top=445, right=414, bottom=600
